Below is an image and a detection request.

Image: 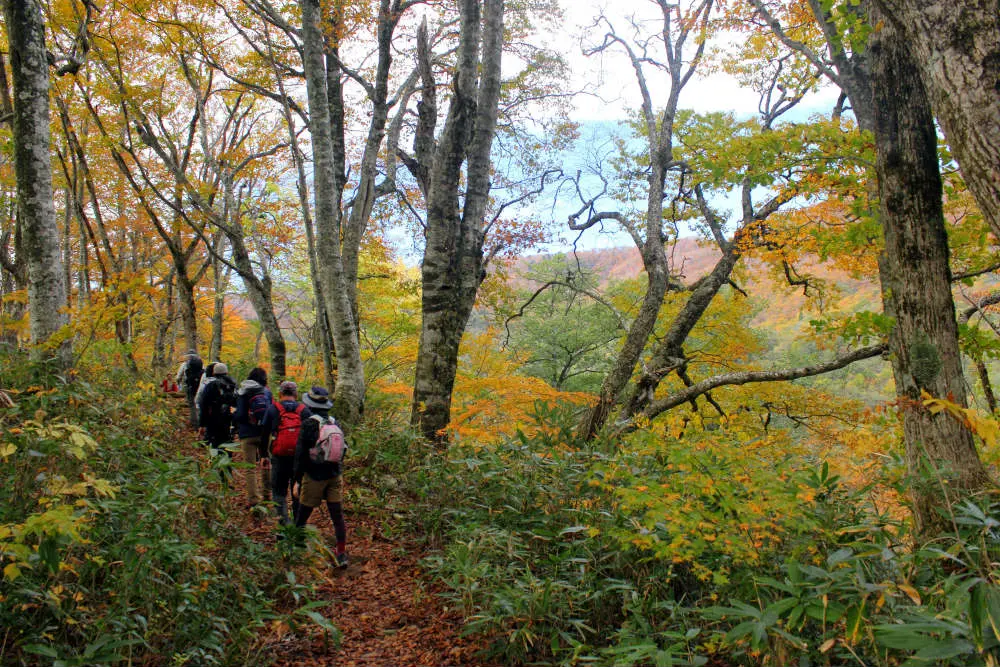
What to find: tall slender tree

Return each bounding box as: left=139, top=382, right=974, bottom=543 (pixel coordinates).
left=3, top=0, right=70, bottom=365
left=299, top=0, right=366, bottom=424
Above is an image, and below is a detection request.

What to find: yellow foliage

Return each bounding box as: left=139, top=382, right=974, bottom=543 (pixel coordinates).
left=447, top=329, right=595, bottom=446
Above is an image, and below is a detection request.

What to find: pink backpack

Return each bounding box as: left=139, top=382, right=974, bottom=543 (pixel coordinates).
left=309, top=415, right=346, bottom=465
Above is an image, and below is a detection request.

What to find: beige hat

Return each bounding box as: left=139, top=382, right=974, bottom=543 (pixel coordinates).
left=213, top=363, right=228, bottom=376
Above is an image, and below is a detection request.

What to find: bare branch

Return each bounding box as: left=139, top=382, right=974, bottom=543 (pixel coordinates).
left=953, top=261, right=1000, bottom=282
left=640, top=343, right=887, bottom=421
left=746, top=0, right=840, bottom=83
left=503, top=277, right=628, bottom=347
left=959, top=290, right=1000, bottom=324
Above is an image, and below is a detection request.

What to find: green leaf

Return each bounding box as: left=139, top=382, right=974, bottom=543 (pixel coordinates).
left=827, top=547, right=853, bottom=567
left=724, top=620, right=757, bottom=643
left=912, top=639, right=974, bottom=660
left=38, top=536, right=61, bottom=573
left=970, top=580, right=985, bottom=650
left=23, top=644, right=60, bottom=658
left=985, top=587, right=1000, bottom=644
left=845, top=599, right=866, bottom=643
left=786, top=560, right=803, bottom=585
left=761, top=598, right=799, bottom=626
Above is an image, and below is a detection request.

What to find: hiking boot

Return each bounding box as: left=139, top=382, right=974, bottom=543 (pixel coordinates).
left=335, top=552, right=349, bottom=569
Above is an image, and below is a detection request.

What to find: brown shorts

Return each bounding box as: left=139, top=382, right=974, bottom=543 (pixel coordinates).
left=299, top=472, right=343, bottom=507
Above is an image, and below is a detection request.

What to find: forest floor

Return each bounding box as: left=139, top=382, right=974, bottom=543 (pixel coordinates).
left=179, top=429, right=494, bottom=667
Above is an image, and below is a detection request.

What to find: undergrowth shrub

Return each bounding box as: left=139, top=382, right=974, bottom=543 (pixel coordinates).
left=407, top=403, right=707, bottom=665
left=403, top=399, right=1000, bottom=667
left=0, top=351, right=334, bottom=665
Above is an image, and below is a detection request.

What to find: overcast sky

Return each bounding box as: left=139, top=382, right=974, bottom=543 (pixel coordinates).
left=519, top=0, right=841, bottom=253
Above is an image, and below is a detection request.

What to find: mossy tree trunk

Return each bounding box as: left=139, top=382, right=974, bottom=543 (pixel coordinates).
left=870, top=12, right=993, bottom=536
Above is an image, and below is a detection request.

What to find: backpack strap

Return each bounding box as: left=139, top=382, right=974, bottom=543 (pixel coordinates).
left=278, top=402, right=306, bottom=416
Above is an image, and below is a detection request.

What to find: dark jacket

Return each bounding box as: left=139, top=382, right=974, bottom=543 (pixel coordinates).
left=293, top=409, right=340, bottom=483
left=198, top=375, right=237, bottom=443
left=270, top=399, right=311, bottom=458
left=233, top=380, right=274, bottom=440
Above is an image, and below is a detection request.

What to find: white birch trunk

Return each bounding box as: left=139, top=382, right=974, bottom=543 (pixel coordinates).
left=4, top=0, right=70, bottom=365
left=299, top=0, right=365, bottom=424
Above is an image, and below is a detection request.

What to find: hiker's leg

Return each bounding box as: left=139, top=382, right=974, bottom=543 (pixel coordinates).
left=241, top=437, right=260, bottom=504
left=240, top=437, right=260, bottom=505
left=326, top=475, right=346, bottom=555
left=257, top=459, right=269, bottom=506
left=271, top=455, right=291, bottom=524
left=326, top=502, right=346, bottom=546
left=295, top=474, right=321, bottom=527
left=294, top=503, right=314, bottom=527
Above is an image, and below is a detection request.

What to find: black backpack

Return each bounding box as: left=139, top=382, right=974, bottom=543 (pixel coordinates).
left=217, top=378, right=237, bottom=409
left=185, top=357, right=204, bottom=390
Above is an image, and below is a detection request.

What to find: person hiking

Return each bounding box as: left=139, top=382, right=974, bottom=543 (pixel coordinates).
left=233, top=367, right=274, bottom=507
left=268, top=381, right=308, bottom=526
left=194, top=361, right=219, bottom=421
left=194, top=361, right=218, bottom=421
left=198, top=363, right=237, bottom=477
left=292, top=386, right=348, bottom=567
left=176, top=350, right=203, bottom=427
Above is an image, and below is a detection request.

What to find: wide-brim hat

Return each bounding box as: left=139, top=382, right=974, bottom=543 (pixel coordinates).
left=303, top=386, right=333, bottom=410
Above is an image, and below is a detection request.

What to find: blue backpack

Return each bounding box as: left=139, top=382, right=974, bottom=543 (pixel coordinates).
left=248, top=392, right=270, bottom=426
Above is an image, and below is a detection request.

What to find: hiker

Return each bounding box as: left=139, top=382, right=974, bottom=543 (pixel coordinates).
left=176, top=350, right=204, bottom=427
left=268, top=380, right=307, bottom=526
left=198, top=362, right=238, bottom=474
left=194, top=361, right=218, bottom=420
left=233, top=367, right=273, bottom=507
left=292, top=386, right=349, bottom=567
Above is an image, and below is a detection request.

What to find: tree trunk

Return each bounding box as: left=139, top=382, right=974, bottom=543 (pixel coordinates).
left=409, top=0, right=504, bottom=444
left=175, top=266, right=199, bottom=355
left=271, top=48, right=335, bottom=389
left=299, top=0, right=365, bottom=424
left=4, top=0, right=70, bottom=366
left=61, top=190, right=72, bottom=309
left=340, top=0, right=398, bottom=327
left=229, top=231, right=286, bottom=378
left=623, top=245, right=739, bottom=419
left=874, top=0, right=1000, bottom=239
left=579, top=248, right=669, bottom=439
left=209, top=243, right=226, bottom=363
left=870, top=13, right=993, bottom=536
left=0, top=214, right=27, bottom=349
left=152, top=269, right=176, bottom=376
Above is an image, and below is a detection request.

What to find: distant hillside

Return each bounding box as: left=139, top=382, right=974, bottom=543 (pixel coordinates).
left=515, top=238, right=720, bottom=287
left=509, top=240, right=894, bottom=403
left=512, top=239, right=879, bottom=317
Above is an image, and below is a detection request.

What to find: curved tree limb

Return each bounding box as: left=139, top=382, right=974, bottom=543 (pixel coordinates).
left=638, top=343, right=887, bottom=422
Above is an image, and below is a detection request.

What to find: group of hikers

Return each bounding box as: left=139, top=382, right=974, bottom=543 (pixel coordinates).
left=172, top=350, right=349, bottom=568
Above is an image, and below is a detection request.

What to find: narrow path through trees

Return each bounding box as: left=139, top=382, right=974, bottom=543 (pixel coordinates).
left=177, top=422, right=494, bottom=666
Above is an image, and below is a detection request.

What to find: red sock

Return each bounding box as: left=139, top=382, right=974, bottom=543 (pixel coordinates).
left=336, top=541, right=346, bottom=555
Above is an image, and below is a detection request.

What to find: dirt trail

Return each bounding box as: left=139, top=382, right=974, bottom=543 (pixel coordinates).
left=198, top=435, right=494, bottom=667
